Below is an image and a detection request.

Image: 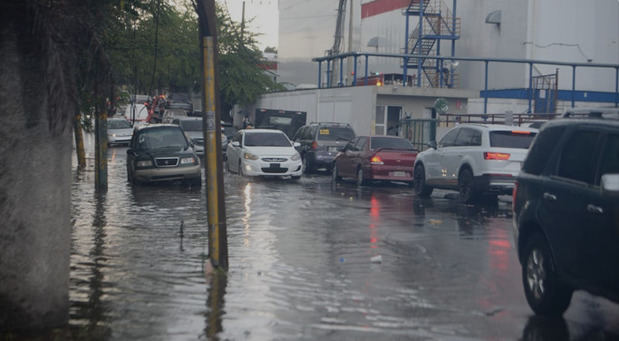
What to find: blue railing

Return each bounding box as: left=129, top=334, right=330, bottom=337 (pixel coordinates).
left=312, top=52, right=619, bottom=113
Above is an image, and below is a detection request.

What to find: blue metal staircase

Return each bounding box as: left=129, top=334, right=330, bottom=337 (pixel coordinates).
left=404, top=0, right=460, bottom=88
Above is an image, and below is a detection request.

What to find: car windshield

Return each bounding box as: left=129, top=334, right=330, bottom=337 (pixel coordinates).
left=316, top=127, right=355, bottom=141
left=244, top=132, right=291, bottom=147
left=137, top=127, right=187, bottom=150
left=108, top=119, right=131, bottom=129
left=179, top=120, right=202, bottom=132
left=370, top=137, right=415, bottom=150
left=490, top=131, right=537, bottom=149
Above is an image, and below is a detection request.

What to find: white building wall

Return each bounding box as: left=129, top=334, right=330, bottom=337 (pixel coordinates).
left=253, top=86, right=377, bottom=135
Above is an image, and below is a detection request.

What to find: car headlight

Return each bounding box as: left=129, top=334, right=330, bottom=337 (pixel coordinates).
left=180, top=157, right=197, bottom=165
left=111, top=133, right=117, bottom=137
left=290, top=153, right=301, bottom=161
left=244, top=152, right=259, bottom=160
left=136, top=160, right=153, bottom=168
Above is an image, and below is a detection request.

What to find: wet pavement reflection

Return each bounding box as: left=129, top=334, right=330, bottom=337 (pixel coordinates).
left=14, top=142, right=619, bottom=340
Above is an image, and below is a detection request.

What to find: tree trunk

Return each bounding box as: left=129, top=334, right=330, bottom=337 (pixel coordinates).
left=0, top=1, right=76, bottom=330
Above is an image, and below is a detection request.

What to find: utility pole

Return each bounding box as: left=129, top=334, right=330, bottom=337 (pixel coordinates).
left=196, top=0, right=229, bottom=271
left=346, top=0, right=354, bottom=85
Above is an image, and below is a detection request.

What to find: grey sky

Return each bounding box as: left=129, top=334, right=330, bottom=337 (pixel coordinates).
left=218, top=0, right=279, bottom=50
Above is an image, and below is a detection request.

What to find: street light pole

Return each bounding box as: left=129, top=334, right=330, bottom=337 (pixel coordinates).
left=196, top=0, right=228, bottom=271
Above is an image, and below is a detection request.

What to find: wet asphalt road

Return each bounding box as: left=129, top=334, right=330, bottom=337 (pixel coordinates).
left=62, top=142, right=619, bottom=340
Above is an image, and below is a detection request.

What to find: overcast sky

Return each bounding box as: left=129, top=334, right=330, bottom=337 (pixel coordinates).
left=218, top=0, right=279, bottom=51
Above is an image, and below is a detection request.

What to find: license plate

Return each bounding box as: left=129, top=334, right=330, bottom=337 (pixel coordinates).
left=270, top=163, right=281, bottom=168
left=391, top=171, right=407, bottom=177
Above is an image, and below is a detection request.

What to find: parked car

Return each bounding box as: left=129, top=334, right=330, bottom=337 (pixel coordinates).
left=513, top=117, right=619, bottom=316
left=226, top=129, right=302, bottom=179
left=123, top=103, right=149, bottom=126
left=126, top=124, right=201, bottom=185
left=163, top=108, right=188, bottom=124
left=107, top=117, right=133, bottom=146
left=293, top=122, right=356, bottom=173
left=332, top=136, right=418, bottom=186
left=413, top=124, right=538, bottom=202
left=172, top=117, right=228, bottom=156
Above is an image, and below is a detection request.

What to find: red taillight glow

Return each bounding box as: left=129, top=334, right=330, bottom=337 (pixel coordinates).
left=311, top=141, right=318, bottom=149
left=512, top=181, right=518, bottom=212
left=370, top=155, right=384, bottom=165
left=511, top=130, right=531, bottom=135
left=484, top=152, right=511, bottom=160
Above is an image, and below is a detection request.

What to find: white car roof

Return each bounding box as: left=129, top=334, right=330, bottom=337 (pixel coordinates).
left=242, top=129, right=287, bottom=134
left=456, top=123, right=538, bottom=132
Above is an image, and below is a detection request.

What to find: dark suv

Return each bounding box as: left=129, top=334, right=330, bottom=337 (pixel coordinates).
left=293, top=122, right=355, bottom=173
left=513, top=118, right=619, bottom=316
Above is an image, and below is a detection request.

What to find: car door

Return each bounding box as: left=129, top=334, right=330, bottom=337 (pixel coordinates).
left=443, top=127, right=479, bottom=186
left=337, top=137, right=359, bottom=177
left=538, top=128, right=602, bottom=282
left=351, top=137, right=369, bottom=174
left=425, top=127, right=460, bottom=186
left=588, top=132, right=619, bottom=289
left=228, top=132, right=242, bottom=172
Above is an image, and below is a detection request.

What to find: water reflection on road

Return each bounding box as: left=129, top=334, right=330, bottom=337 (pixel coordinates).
left=62, top=145, right=619, bottom=340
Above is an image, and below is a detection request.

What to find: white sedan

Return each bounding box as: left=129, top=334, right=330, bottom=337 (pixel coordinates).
left=226, top=129, right=302, bottom=179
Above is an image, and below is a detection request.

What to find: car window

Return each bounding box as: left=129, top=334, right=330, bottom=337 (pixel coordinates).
left=316, top=127, right=355, bottom=141
left=137, top=127, right=188, bottom=150
left=244, top=132, right=291, bottom=147
left=556, top=130, right=600, bottom=184
left=108, top=119, right=131, bottom=129
left=355, top=137, right=368, bottom=151
left=293, top=127, right=305, bottom=141
left=347, top=137, right=359, bottom=151
left=179, top=120, right=203, bottom=132
left=597, top=134, right=619, bottom=183
left=489, top=131, right=536, bottom=149
left=523, top=126, right=566, bottom=175
left=439, top=128, right=459, bottom=147
left=306, top=127, right=316, bottom=140
left=454, top=128, right=481, bottom=146
left=370, top=137, right=415, bottom=150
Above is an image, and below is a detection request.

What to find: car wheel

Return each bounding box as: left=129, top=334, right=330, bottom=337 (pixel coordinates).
left=356, top=167, right=366, bottom=186
left=332, top=164, right=342, bottom=182
left=458, top=168, right=478, bottom=203
left=414, top=164, right=433, bottom=197
left=522, top=233, right=573, bottom=316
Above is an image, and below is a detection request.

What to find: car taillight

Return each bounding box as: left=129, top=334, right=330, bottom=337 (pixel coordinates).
left=311, top=141, right=318, bottom=149
left=370, top=155, right=384, bottom=165
left=484, top=152, right=510, bottom=160
left=512, top=181, right=518, bottom=212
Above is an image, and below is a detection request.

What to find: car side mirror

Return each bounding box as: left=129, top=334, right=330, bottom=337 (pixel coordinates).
left=293, top=142, right=301, bottom=148
left=429, top=140, right=437, bottom=149
left=231, top=141, right=240, bottom=147
left=601, top=174, right=619, bottom=195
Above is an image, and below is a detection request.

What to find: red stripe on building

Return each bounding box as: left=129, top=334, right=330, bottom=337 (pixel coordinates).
left=361, top=0, right=410, bottom=19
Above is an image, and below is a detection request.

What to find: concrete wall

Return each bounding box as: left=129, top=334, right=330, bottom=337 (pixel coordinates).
left=467, top=97, right=615, bottom=115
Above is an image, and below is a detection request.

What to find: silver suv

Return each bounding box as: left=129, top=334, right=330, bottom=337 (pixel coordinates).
left=413, top=124, right=537, bottom=202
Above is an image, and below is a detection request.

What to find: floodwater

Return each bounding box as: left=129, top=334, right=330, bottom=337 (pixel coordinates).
left=18, top=140, right=619, bottom=340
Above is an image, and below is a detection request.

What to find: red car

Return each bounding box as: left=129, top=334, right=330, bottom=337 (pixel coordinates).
left=332, top=136, right=418, bottom=186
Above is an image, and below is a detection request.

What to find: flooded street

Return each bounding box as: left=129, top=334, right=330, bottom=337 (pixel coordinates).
left=65, top=141, right=619, bottom=340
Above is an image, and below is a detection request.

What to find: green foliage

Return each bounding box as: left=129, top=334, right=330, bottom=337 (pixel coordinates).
left=94, top=0, right=281, bottom=115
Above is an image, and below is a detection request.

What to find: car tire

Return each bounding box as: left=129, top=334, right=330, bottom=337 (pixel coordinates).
left=458, top=168, right=478, bottom=203
left=522, top=233, right=573, bottom=316
left=332, top=164, right=342, bottom=182
left=356, top=167, right=366, bottom=186
left=414, top=164, right=433, bottom=197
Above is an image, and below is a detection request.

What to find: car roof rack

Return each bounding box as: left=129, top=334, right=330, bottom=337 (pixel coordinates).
left=562, top=107, right=619, bottom=119
left=308, top=122, right=352, bottom=126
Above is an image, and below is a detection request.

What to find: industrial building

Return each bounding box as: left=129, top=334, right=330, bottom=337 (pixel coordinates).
left=240, top=0, right=619, bottom=138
